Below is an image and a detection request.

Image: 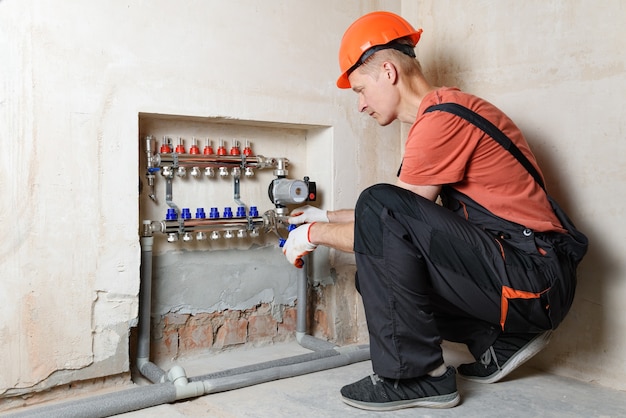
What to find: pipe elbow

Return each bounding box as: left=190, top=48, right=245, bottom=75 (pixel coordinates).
left=136, top=357, right=149, bottom=369
left=175, top=381, right=205, bottom=400
left=167, top=366, right=206, bottom=399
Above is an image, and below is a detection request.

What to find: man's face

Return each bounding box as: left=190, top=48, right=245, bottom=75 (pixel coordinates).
left=348, top=64, right=398, bottom=127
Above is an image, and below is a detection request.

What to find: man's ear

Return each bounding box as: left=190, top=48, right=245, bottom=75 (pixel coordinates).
left=382, top=61, right=399, bottom=85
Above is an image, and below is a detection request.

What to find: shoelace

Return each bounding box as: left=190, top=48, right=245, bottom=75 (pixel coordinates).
left=369, top=374, right=382, bottom=386
left=479, top=346, right=501, bottom=370
left=370, top=374, right=401, bottom=389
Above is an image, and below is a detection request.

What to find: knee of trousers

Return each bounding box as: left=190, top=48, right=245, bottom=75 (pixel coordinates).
left=356, top=183, right=430, bottom=221
left=355, top=183, right=400, bottom=222
left=354, top=184, right=403, bottom=255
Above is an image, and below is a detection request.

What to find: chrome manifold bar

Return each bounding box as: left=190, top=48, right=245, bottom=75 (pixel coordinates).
left=153, top=153, right=279, bottom=170
left=152, top=217, right=265, bottom=234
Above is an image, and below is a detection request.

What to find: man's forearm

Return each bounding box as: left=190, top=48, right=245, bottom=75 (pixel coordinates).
left=308, top=221, right=354, bottom=253
left=327, top=209, right=355, bottom=223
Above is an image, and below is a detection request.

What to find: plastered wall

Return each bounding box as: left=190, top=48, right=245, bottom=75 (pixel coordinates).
left=1, top=0, right=625, bottom=406
left=0, top=0, right=397, bottom=403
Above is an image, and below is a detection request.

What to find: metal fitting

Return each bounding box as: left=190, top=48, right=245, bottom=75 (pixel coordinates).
left=190, top=167, right=201, bottom=178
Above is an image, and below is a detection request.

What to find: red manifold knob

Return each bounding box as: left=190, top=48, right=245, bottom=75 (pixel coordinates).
left=217, top=140, right=227, bottom=156
left=174, top=137, right=186, bottom=153
left=203, top=139, right=214, bottom=155
left=243, top=140, right=253, bottom=156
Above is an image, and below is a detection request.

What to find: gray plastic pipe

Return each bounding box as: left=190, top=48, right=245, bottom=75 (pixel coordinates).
left=296, top=259, right=338, bottom=351
left=4, top=238, right=370, bottom=418
left=136, top=234, right=167, bottom=383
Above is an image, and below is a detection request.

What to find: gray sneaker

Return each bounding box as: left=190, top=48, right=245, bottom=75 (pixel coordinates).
left=340, top=365, right=460, bottom=411
left=458, top=331, right=552, bottom=384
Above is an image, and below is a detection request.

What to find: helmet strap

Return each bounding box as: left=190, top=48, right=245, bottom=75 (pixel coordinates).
left=347, top=41, right=416, bottom=77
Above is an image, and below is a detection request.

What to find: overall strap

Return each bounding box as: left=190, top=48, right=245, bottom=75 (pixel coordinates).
left=424, top=103, right=546, bottom=191
left=426, top=103, right=588, bottom=267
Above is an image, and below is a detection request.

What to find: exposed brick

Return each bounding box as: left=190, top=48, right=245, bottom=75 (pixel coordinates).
left=276, top=307, right=296, bottom=342
left=179, top=314, right=214, bottom=352
left=248, top=314, right=277, bottom=343
left=213, top=317, right=248, bottom=349
left=164, top=312, right=189, bottom=326
left=313, top=307, right=332, bottom=340
left=151, top=326, right=179, bottom=361
left=253, top=303, right=272, bottom=316
left=149, top=301, right=328, bottom=359
left=276, top=306, right=297, bottom=337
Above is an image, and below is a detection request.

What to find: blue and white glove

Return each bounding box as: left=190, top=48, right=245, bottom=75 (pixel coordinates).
left=283, top=223, right=317, bottom=268
left=288, top=205, right=329, bottom=225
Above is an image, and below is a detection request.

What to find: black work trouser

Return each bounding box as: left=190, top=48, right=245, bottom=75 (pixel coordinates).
left=353, top=184, right=575, bottom=379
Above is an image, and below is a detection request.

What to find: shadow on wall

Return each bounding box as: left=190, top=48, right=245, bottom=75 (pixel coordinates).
left=422, top=51, right=471, bottom=93
left=523, top=133, right=614, bottom=368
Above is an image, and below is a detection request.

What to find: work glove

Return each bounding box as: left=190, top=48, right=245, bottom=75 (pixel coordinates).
left=283, top=223, right=317, bottom=268
left=288, top=205, right=329, bottom=225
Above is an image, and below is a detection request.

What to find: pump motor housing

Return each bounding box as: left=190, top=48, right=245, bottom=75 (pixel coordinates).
left=269, top=177, right=316, bottom=207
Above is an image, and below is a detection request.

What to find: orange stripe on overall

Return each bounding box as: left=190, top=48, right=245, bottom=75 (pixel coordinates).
left=500, top=286, right=550, bottom=331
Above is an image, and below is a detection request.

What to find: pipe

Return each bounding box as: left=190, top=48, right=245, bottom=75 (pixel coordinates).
left=5, top=383, right=178, bottom=418
left=5, top=345, right=370, bottom=418
left=296, top=258, right=308, bottom=336
left=190, top=348, right=342, bottom=381
left=198, top=345, right=370, bottom=394
left=137, top=233, right=167, bottom=383
left=295, top=258, right=338, bottom=351
left=4, top=232, right=370, bottom=418
left=137, top=234, right=154, bottom=370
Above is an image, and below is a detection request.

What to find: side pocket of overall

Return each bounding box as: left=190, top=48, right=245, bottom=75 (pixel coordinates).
left=548, top=196, right=589, bottom=267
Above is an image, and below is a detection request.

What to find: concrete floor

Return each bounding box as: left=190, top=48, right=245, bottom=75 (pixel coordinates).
left=7, top=341, right=626, bottom=418
left=115, top=341, right=626, bottom=418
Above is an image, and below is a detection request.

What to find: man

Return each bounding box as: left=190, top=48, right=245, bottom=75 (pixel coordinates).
left=283, top=11, right=587, bottom=411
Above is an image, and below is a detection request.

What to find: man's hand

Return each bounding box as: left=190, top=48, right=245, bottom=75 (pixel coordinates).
left=288, top=205, right=329, bottom=225
left=283, top=223, right=317, bottom=268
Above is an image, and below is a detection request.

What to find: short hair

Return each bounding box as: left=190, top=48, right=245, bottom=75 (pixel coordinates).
left=358, top=38, right=423, bottom=81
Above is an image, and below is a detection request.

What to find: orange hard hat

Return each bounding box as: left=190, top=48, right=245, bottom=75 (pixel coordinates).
left=336, top=11, right=423, bottom=89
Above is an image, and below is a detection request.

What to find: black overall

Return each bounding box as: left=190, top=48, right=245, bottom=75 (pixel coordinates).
left=353, top=183, right=586, bottom=379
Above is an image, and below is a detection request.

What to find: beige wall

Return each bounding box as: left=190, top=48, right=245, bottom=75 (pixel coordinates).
left=1, top=0, right=624, bottom=404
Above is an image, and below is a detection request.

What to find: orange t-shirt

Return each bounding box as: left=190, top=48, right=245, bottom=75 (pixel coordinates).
left=399, top=87, right=564, bottom=233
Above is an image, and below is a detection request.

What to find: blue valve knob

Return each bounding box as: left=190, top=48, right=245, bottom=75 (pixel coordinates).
left=236, top=206, right=246, bottom=218
left=278, top=224, right=298, bottom=247
left=249, top=206, right=259, bottom=217
left=195, top=208, right=206, bottom=219
left=209, top=207, right=220, bottom=219
left=223, top=207, right=233, bottom=218
left=166, top=208, right=177, bottom=220
left=181, top=208, right=192, bottom=220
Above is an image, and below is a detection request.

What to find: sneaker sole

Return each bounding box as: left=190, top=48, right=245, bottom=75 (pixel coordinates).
left=460, top=331, right=553, bottom=384
left=341, top=392, right=461, bottom=411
